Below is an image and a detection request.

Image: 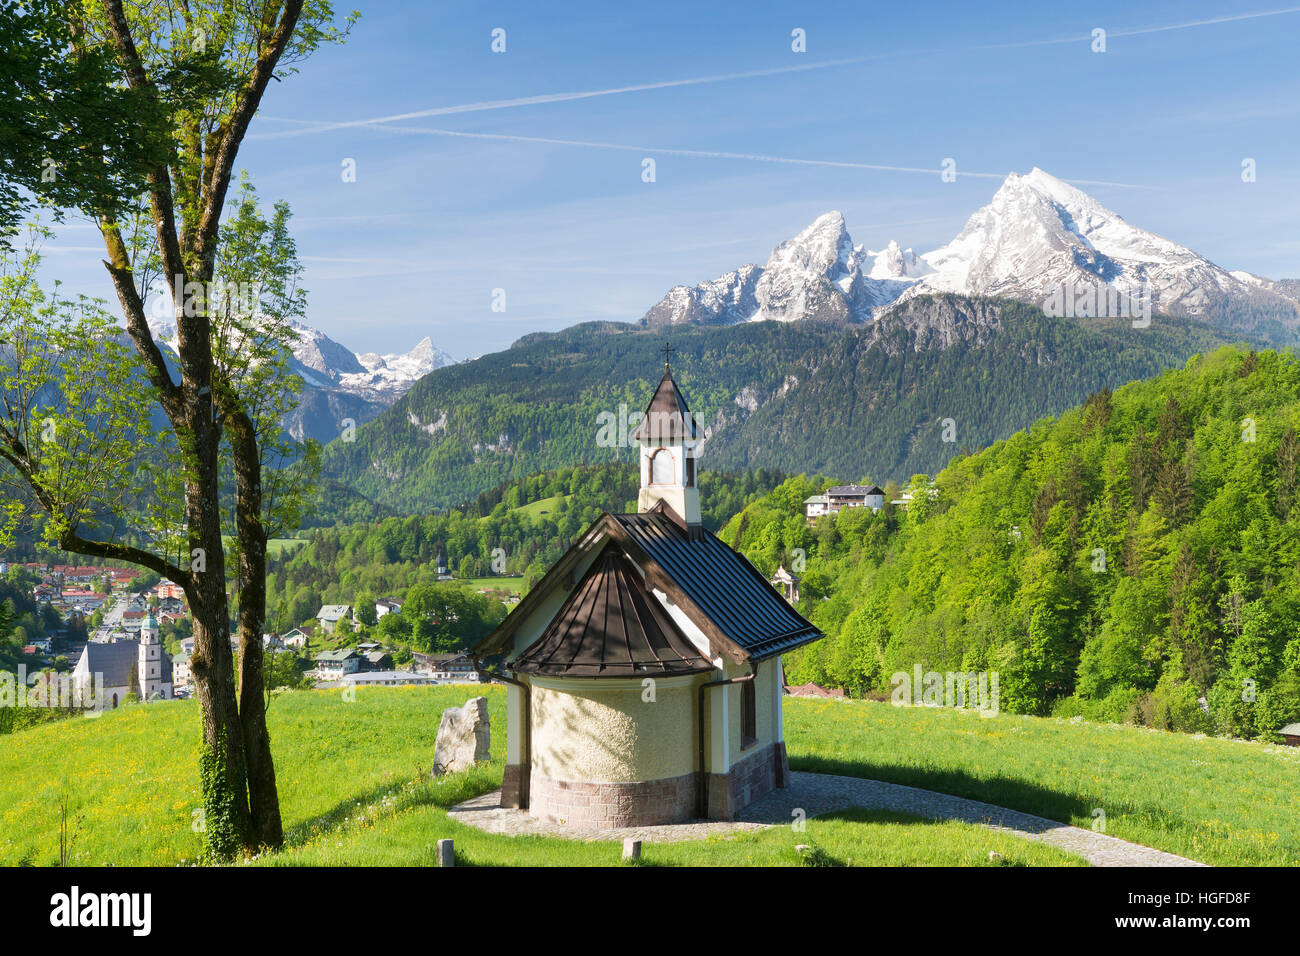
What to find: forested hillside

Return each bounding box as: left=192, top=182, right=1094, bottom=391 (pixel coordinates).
left=724, top=346, right=1300, bottom=740
left=268, top=465, right=788, bottom=630
left=317, top=295, right=1233, bottom=512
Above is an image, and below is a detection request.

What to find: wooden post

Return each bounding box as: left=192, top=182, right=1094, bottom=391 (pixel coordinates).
left=436, top=838, right=455, bottom=867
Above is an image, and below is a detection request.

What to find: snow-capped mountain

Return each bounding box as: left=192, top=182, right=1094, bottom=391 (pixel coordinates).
left=148, top=317, right=456, bottom=441
left=642, top=212, right=913, bottom=327
left=902, top=168, right=1299, bottom=327
left=642, top=168, right=1300, bottom=342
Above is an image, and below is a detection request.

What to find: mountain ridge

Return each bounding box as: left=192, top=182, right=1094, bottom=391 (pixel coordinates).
left=316, top=293, right=1233, bottom=515
left=149, top=317, right=457, bottom=442
left=641, top=168, right=1300, bottom=345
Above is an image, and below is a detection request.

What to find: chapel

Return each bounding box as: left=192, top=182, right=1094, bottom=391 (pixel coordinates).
left=473, top=356, right=823, bottom=826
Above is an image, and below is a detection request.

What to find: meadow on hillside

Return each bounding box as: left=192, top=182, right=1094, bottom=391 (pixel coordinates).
left=1, top=686, right=1294, bottom=867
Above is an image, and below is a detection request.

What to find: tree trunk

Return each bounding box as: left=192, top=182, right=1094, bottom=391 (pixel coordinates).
left=231, top=410, right=284, bottom=849
left=180, top=320, right=256, bottom=857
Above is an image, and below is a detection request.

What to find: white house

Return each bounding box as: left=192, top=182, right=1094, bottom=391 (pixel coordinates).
left=412, top=652, right=480, bottom=681
left=313, top=648, right=360, bottom=679
left=803, top=494, right=830, bottom=520
left=340, top=670, right=435, bottom=688
left=826, top=484, right=885, bottom=513
left=375, top=598, right=403, bottom=618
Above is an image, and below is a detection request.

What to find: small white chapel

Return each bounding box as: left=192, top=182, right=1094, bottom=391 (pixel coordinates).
left=474, top=355, right=823, bottom=827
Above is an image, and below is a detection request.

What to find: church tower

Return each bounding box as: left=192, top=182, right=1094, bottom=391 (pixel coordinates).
left=632, top=349, right=701, bottom=526
left=138, top=610, right=163, bottom=700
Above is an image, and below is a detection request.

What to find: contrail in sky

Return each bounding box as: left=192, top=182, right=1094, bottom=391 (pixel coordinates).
left=251, top=56, right=890, bottom=140
left=255, top=6, right=1300, bottom=139
left=360, top=122, right=1155, bottom=189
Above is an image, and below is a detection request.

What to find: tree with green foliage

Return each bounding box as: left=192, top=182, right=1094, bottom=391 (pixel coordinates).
left=0, top=0, right=353, bottom=858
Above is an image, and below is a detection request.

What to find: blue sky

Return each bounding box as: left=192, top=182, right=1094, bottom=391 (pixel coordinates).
left=44, top=0, right=1300, bottom=359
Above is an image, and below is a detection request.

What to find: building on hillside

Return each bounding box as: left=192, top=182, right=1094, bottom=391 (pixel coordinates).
left=152, top=581, right=186, bottom=601
left=313, top=648, right=360, bottom=679
left=474, top=357, right=824, bottom=828
left=172, top=650, right=191, bottom=690
left=826, top=484, right=885, bottom=513
left=1280, top=723, right=1300, bottom=747
left=803, top=494, right=830, bottom=521
left=375, top=598, right=403, bottom=618
left=363, top=650, right=393, bottom=671
left=281, top=627, right=309, bottom=649
left=412, top=652, right=480, bottom=681
left=316, top=605, right=353, bottom=634
left=769, top=565, right=800, bottom=604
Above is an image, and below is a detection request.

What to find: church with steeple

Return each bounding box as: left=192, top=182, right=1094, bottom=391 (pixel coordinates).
left=474, top=353, right=823, bottom=827
left=71, top=610, right=174, bottom=709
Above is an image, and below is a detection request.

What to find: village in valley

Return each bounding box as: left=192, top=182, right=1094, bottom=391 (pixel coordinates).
left=3, top=484, right=906, bottom=713
left=0, top=559, right=513, bottom=712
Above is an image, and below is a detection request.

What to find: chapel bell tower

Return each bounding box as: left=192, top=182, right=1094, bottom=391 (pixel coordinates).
left=632, top=346, right=701, bottom=526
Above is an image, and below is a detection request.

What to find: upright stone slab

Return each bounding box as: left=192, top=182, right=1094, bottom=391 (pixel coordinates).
left=433, top=696, right=490, bottom=775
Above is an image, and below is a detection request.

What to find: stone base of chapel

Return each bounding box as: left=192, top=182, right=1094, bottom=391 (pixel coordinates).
left=528, top=771, right=696, bottom=828
left=501, top=741, right=790, bottom=826
left=705, top=741, right=789, bottom=821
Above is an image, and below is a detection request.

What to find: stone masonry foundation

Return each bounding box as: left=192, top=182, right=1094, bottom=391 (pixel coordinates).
left=706, top=741, right=788, bottom=820
left=529, top=771, right=696, bottom=828
left=509, top=741, right=791, bottom=827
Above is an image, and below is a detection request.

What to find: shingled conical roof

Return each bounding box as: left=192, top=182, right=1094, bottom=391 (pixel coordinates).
left=630, top=367, right=697, bottom=442
left=511, top=545, right=712, bottom=678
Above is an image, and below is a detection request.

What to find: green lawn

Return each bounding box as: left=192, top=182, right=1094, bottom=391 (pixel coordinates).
left=1, top=687, right=1292, bottom=866
left=784, top=699, right=1300, bottom=866
left=478, top=494, right=568, bottom=525
left=459, top=576, right=525, bottom=595
left=222, top=536, right=306, bottom=557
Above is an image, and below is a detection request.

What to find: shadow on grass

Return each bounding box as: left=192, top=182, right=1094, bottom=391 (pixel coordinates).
left=789, top=754, right=1141, bottom=831
left=281, top=760, right=505, bottom=852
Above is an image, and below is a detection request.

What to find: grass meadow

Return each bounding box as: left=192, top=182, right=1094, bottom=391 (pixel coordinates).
left=1, top=685, right=1293, bottom=866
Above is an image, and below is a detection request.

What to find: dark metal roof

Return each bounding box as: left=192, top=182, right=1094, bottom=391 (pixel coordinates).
left=80, top=640, right=171, bottom=686
left=828, top=485, right=884, bottom=496
left=630, top=368, right=698, bottom=442
left=512, top=545, right=713, bottom=678
left=610, top=512, right=822, bottom=661
left=80, top=641, right=139, bottom=687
